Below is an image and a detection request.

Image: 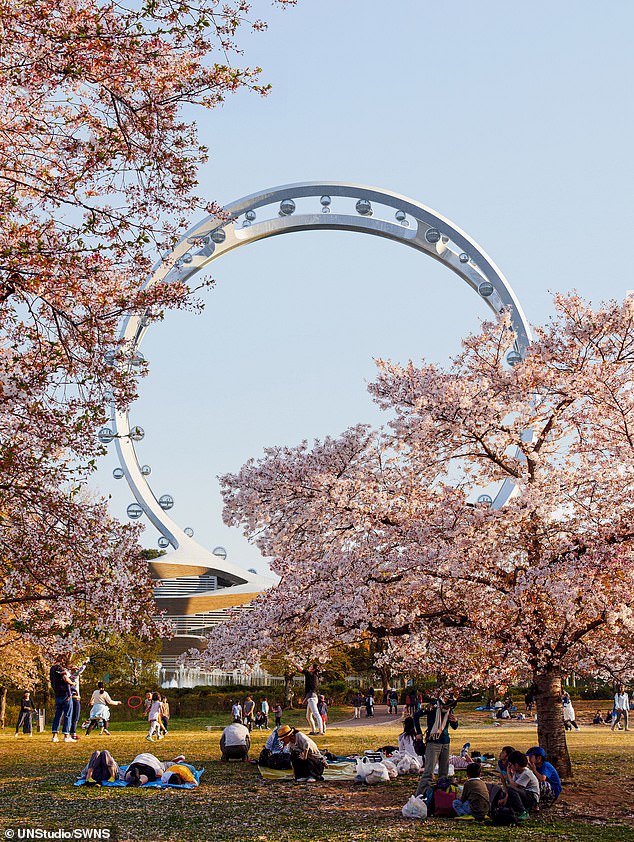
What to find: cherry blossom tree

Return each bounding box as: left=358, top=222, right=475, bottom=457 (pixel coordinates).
left=197, top=294, right=634, bottom=777
left=0, top=0, right=294, bottom=648
left=0, top=636, right=47, bottom=727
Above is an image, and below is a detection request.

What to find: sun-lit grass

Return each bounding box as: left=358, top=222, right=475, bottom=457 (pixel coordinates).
left=1, top=706, right=633, bottom=842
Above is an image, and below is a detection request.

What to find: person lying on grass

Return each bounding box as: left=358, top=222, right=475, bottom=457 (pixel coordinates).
left=80, top=750, right=191, bottom=786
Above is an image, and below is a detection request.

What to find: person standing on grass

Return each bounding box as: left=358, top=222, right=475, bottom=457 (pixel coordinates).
left=160, top=696, right=170, bottom=734
left=302, top=665, right=324, bottom=735
left=50, top=654, right=74, bottom=743
left=231, top=699, right=242, bottom=722
left=243, top=695, right=255, bottom=731
left=415, top=695, right=459, bottom=795
left=15, top=691, right=33, bottom=737
left=562, top=692, right=580, bottom=731
left=273, top=703, right=283, bottom=727
left=86, top=681, right=122, bottom=736
left=612, top=683, right=630, bottom=732
left=261, top=696, right=270, bottom=728
left=146, top=691, right=164, bottom=741
left=68, top=659, right=89, bottom=742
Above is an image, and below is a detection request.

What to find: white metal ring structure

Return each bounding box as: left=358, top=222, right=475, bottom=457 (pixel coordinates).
left=110, top=182, right=532, bottom=681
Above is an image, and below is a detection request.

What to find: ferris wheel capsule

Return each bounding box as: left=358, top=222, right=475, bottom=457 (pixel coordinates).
left=159, top=494, right=174, bottom=511
left=279, top=198, right=296, bottom=216
left=98, top=427, right=115, bottom=444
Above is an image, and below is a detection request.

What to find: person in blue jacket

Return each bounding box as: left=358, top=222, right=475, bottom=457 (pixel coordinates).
left=526, top=745, right=562, bottom=801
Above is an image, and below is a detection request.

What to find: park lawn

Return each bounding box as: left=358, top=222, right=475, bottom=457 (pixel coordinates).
left=1, top=716, right=633, bottom=842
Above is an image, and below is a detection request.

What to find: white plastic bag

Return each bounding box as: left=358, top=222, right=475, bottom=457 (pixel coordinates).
left=401, top=795, right=428, bottom=819
left=382, top=758, right=398, bottom=779
left=395, top=754, right=419, bottom=775
left=366, top=764, right=390, bottom=785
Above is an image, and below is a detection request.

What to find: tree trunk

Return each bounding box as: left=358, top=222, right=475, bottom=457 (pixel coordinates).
left=379, top=666, right=391, bottom=699
left=534, top=669, right=572, bottom=779
left=0, top=686, right=6, bottom=728
left=283, top=674, right=295, bottom=709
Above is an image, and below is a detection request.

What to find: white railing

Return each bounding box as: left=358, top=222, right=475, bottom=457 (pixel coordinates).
left=159, top=663, right=286, bottom=688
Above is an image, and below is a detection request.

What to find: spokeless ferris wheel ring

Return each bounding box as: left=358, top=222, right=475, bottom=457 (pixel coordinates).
left=103, top=181, right=532, bottom=581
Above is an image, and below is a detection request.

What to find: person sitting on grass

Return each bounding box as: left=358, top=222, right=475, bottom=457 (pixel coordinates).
left=525, top=746, right=561, bottom=804
left=220, top=717, right=251, bottom=762
left=452, top=762, right=490, bottom=820
left=277, top=724, right=327, bottom=782
left=398, top=716, right=421, bottom=758
left=259, top=725, right=293, bottom=769
left=496, top=745, right=515, bottom=782
left=592, top=710, right=604, bottom=725
left=500, top=750, right=540, bottom=819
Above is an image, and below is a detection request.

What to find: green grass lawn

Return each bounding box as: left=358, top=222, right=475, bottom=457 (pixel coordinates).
left=1, top=707, right=633, bottom=842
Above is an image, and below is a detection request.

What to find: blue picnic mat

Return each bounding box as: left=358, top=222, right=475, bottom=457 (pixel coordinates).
left=75, top=763, right=203, bottom=789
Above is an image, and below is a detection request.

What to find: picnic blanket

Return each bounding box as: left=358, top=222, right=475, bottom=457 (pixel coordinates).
left=75, top=763, right=203, bottom=789
left=258, top=760, right=357, bottom=782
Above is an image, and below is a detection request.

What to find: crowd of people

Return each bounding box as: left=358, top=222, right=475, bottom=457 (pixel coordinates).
left=229, top=695, right=282, bottom=731
left=14, top=657, right=632, bottom=823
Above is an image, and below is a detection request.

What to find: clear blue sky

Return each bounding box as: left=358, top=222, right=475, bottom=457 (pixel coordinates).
left=93, top=0, right=634, bottom=572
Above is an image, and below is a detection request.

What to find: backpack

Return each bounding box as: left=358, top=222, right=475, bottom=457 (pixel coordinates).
left=491, top=806, right=518, bottom=826
left=433, top=788, right=457, bottom=817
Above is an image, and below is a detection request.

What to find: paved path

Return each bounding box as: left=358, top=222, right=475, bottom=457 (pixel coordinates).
left=329, top=711, right=403, bottom=729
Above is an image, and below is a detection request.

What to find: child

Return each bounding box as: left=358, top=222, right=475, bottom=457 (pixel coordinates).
left=503, top=750, right=540, bottom=818
left=160, top=696, right=170, bottom=734
left=317, top=695, right=328, bottom=732
left=452, top=762, right=490, bottom=820
left=273, top=704, right=282, bottom=727
left=146, top=692, right=164, bottom=741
